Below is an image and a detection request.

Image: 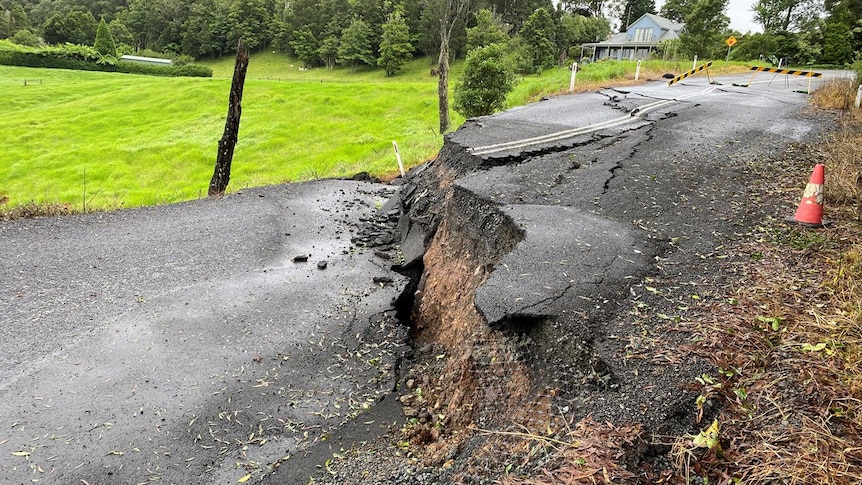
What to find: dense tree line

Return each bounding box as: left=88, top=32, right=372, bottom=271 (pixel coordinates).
left=0, top=0, right=857, bottom=73
left=0, top=0, right=618, bottom=72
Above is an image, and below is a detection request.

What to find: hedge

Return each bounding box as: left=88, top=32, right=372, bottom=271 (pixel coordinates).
left=0, top=40, right=212, bottom=78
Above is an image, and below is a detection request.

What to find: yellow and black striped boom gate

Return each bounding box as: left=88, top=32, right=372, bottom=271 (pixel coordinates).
left=668, top=62, right=714, bottom=86
left=735, top=66, right=824, bottom=93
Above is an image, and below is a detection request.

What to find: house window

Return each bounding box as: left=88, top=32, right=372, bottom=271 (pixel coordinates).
left=633, top=28, right=653, bottom=42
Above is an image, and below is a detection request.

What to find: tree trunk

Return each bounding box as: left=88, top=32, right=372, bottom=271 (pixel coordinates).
left=437, top=38, right=450, bottom=135
left=209, top=38, right=249, bottom=197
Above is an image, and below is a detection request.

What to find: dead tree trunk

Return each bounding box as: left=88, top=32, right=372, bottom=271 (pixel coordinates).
left=437, top=38, right=450, bottom=134
left=436, top=0, right=469, bottom=135
left=209, top=38, right=249, bottom=197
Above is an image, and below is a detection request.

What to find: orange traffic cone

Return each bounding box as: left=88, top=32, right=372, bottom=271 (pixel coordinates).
left=788, top=164, right=825, bottom=227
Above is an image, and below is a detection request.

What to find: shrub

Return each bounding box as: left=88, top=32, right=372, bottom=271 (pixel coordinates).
left=94, top=17, right=117, bottom=57
left=454, top=43, right=517, bottom=118
left=0, top=40, right=212, bottom=77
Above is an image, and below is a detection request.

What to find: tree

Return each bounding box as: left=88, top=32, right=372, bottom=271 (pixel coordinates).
left=318, top=35, right=339, bottom=68
left=11, top=28, right=40, bottom=46
left=454, top=43, right=516, bottom=117
left=822, top=19, right=854, bottom=63
left=520, top=7, right=558, bottom=71
left=227, top=0, right=271, bottom=51
left=678, top=0, right=730, bottom=58
left=337, top=17, right=374, bottom=71
left=94, top=17, right=116, bottom=55
left=181, top=0, right=230, bottom=57
left=488, top=0, right=555, bottom=31
left=619, top=0, right=656, bottom=28
left=0, top=9, right=10, bottom=39
left=436, top=0, right=470, bottom=134
left=466, top=8, right=509, bottom=52
left=43, top=10, right=97, bottom=45
left=378, top=9, right=413, bottom=76
left=753, top=0, right=820, bottom=33
left=290, top=27, right=320, bottom=67
left=660, top=0, right=697, bottom=22
left=108, top=19, right=135, bottom=48
left=209, top=39, right=249, bottom=197
left=558, top=12, right=611, bottom=61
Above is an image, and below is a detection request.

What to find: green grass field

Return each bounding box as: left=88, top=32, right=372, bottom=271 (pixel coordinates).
left=1, top=56, right=461, bottom=210
left=1, top=54, right=746, bottom=211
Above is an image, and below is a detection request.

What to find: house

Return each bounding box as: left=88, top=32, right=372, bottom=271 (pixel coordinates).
left=580, top=13, right=684, bottom=61
left=119, top=55, right=173, bottom=66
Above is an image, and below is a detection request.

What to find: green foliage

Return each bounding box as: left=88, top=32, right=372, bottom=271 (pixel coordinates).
left=559, top=12, right=611, bottom=61
left=620, top=0, right=657, bottom=29
left=378, top=10, right=413, bottom=76
left=454, top=43, right=516, bottom=118
left=492, top=0, right=554, bottom=32
left=8, top=2, right=29, bottom=35
left=679, top=0, right=731, bottom=58
left=0, top=10, right=9, bottom=40
left=94, top=17, right=117, bottom=56
left=752, top=0, right=820, bottom=32
left=108, top=19, right=135, bottom=47
left=659, top=0, right=696, bottom=22
left=338, top=17, right=374, bottom=72
left=318, top=36, right=339, bottom=69
left=822, top=20, right=854, bottom=64
left=653, top=38, right=681, bottom=59
left=466, top=9, right=509, bottom=52
left=519, top=7, right=559, bottom=72
left=11, top=28, right=41, bottom=47
left=0, top=40, right=211, bottom=76
left=290, top=27, right=320, bottom=67
left=42, top=11, right=98, bottom=46
left=730, top=31, right=820, bottom=65
left=227, top=0, right=271, bottom=51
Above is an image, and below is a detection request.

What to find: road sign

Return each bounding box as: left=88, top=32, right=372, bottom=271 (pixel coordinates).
left=726, top=36, right=737, bottom=47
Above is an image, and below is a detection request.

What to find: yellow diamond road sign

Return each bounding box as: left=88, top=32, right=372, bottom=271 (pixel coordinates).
left=726, top=36, right=737, bottom=47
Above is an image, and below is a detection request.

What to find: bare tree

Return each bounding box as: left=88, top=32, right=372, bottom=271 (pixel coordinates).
left=209, top=38, right=249, bottom=197
left=437, top=0, right=470, bottom=134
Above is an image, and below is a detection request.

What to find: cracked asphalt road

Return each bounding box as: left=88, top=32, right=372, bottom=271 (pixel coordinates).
left=0, top=69, right=849, bottom=485
left=0, top=181, right=407, bottom=484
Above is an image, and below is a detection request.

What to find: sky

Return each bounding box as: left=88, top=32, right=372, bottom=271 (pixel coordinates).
left=725, top=0, right=763, bottom=33
left=654, top=0, right=764, bottom=34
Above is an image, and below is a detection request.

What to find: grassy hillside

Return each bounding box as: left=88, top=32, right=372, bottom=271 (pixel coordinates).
left=1, top=54, right=746, bottom=211
left=0, top=57, right=455, bottom=210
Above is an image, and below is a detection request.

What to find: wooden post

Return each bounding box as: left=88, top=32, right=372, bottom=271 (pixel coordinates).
left=209, top=38, right=249, bottom=197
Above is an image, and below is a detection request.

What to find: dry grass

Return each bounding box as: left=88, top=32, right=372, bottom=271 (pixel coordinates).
left=496, top=418, right=643, bottom=485
left=0, top=199, right=72, bottom=221
left=669, top=80, right=862, bottom=484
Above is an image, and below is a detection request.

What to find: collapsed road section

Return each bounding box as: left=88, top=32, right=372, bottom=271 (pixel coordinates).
left=315, top=79, right=838, bottom=483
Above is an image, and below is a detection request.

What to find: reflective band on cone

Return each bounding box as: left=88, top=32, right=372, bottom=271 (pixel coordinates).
left=789, top=164, right=826, bottom=227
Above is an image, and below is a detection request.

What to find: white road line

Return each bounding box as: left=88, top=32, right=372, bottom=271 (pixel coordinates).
left=470, top=86, right=719, bottom=156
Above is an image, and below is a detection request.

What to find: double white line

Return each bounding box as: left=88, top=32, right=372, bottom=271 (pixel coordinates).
left=469, top=86, right=718, bottom=156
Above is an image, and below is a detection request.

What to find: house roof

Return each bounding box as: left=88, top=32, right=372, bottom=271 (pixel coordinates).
left=582, top=13, right=684, bottom=47
left=637, top=13, right=685, bottom=33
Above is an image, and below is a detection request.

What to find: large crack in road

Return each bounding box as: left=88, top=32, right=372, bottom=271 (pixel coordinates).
left=0, top=73, right=845, bottom=485
left=311, top=74, right=842, bottom=484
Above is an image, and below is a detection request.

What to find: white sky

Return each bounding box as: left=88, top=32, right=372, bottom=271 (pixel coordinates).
left=654, top=0, right=764, bottom=34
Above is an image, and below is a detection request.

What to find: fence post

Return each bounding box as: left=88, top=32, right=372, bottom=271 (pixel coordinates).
left=392, top=141, right=406, bottom=178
